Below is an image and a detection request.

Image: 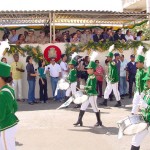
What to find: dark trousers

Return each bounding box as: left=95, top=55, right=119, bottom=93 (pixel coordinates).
left=96, top=80, right=103, bottom=97
left=128, top=76, right=135, bottom=97
left=39, top=78, right=48, bottom=102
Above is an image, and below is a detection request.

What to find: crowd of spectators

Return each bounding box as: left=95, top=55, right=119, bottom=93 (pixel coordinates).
left=2, top=27, right=143, bottom=44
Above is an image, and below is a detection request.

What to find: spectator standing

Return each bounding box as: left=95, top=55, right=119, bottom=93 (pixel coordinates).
left=9, top=29, right=18, bottom=44
left=125, top=30, right=134, bottom=41
left=94, top=60, right=105, bottom=98
left=80, top=56, right=89, bottom=83
left=25, top=29, right=37, bottom=43
left=60, top=34, right=70, bottom=42
left=11, top=54, right=25, bottom=102
left=114, top=29, right=126, bottom=42
left=70, top=33, right=80, bottom=43
left=80, top=29, right=93, bottom=44
left=57, top=54, right=68, bottom=101
left=136, top=31, right=143, bottom=41
left=26, top=56, right=38, bottom=105
left=119, top=54, right=128, bottom=98
left=16, top=34, right=26, bottom=45
left=126, top=54, right=137, bottom=98
left=45, top=58, right=61, bottom=100
left=38, top=60, right=48, bottom=103
left=37, top=31, right=49, bottom=44
left=93, top=29, right=103, bottom=42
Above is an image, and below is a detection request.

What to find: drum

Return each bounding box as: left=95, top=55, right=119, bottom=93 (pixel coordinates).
left=58, top=79, right=70, bottom=90
left=73, top=91, right=88, bottom=104
left=117, top=115, right=147, bottom=135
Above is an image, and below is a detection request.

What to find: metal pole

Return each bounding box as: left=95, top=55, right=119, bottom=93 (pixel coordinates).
left=146, top=0, right=150, bottom=27
left=53, top=13, right=56, bottom=42
left=49, top=12, right=52, bottom=43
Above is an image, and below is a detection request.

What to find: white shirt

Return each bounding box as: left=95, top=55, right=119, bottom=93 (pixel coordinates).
left=60, top=61, right=68, bottom=78
left=125, top=35, right=134, bottom=41
left=45, top=63, right=61, bottom=77
left=120, top=59, right=128, bottom=77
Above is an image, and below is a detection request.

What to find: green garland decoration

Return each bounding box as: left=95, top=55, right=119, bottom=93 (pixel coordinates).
left=65, top=40, right=150, bottom=57
left=3, top=45, right=43, bottom=63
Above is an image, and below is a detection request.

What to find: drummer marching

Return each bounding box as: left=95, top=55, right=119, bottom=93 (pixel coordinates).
left=131, top=46, right=147, bottom=115
left=100, top=45, right=121, bottom=107
left=0, top=62, right=19, bottom=150
left=74, top=51, right=102, bottom=127
left=130, top=50, right=150, bottom=150
left=66, top=53, right=77, bottom=100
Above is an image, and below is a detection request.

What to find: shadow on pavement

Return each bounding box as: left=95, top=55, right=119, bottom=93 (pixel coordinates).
left=15, top=141, right=23, bottom=146
left=69, top=125, right=118, bottom=135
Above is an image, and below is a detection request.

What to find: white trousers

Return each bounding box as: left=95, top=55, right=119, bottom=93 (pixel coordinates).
left=13, top=79, right=23, bottom=99
left=81, top=96, right=98, bottom=112
left=104, top=82, right=120, bottom=101
left=0, top=125, right=17, bottom=150
left=66, top=82, right=77, bottom=97
left=131, top=92, right=141, bottom=114
left=132, top=129, right=148, bottom=147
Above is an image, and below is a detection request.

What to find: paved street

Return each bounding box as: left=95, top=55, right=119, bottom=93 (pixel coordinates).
left=16, top=97, right=150, bottom=150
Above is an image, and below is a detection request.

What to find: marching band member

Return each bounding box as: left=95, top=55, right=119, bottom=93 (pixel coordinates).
left=131, top=46, right=146, bottom=114
left=74, top=51, right=102, bottom=127
left=66, top=53, right=77, bottom=99
left=100, top=45, right=121, bottom=107
left=0, top=62, right=19, bottom=150
left=130, top=50, right=150, bottom=150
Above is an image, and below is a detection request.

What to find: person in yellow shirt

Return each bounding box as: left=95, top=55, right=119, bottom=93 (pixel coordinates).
left=11, top=53, right=25, bottom=102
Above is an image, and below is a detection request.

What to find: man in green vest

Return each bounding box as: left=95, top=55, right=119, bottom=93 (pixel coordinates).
left=66, top=59, right=77, bottom=99
left=100, top=51, right=121, bottom=107
left=74, top=51, right=102, bottom=127
left=131, top=54, right=146, bottom=114
left=0, top=62, right=19, bottom=150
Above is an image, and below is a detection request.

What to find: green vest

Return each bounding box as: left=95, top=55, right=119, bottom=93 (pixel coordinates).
left=142, top=89, right=150, bottom=123
left=0, top=85, right=19, bottom=131
left=108, top=61, right=119, bottom=83
left=67, top=68, right=77, bottom=83
left=85, top=74, right=98, bottom=96
left=135, top=68, right=147, bottom=93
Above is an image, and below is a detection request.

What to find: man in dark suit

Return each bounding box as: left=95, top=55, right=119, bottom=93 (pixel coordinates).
left=93, top=29, right=103, bottom=42
left=114, top=29, right=126, bottom=42
left=126, top=54, right=137, bottom=98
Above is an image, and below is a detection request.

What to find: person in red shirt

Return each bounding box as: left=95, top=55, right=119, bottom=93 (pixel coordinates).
left=94, top=60, right=105, bottom=98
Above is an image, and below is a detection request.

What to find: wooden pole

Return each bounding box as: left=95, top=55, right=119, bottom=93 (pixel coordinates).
left=49, top=12, right=52, bottom=43
left=53, top=13, right=56, bottom=42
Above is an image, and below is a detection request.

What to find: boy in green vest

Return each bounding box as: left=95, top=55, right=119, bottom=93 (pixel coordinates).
left=66, top=59, right=77, bottom=99
left=74, top=51, right=102, bottom=127
left=131, top=46, right=146, bottom=114
left=0, top=62, right=19, bottom=150
left=100, top=45, right=121, bottom=107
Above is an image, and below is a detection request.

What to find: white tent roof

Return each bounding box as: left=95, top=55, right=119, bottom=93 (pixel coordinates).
left=0, top=0, right=123, bottom=11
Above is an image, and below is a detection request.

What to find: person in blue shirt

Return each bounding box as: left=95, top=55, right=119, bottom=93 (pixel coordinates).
left=126, top=54, right=137, bottom=98
left=38, top=60, right=48, bottom=103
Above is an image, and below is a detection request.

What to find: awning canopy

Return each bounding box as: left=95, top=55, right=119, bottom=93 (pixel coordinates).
left=0, top=10, right=149, bottom=26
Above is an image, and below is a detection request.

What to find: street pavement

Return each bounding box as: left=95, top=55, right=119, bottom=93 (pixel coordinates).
left=16, top=97, right=150, bottom=150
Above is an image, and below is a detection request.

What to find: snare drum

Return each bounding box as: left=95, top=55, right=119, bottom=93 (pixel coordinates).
left=117, top=115, right=147, bottom=135
left=73, top=91, right=88, bottom=104
left=58, top=79, right=70, bottom=90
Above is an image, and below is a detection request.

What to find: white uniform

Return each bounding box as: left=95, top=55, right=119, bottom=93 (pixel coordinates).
left=66, top=82, right=77, bottom=97
left=0, top=125, right=17, bottom=150
left=104, top=81, right=120, bottom=101
left=81, top=96, right=99, bottom=112
left=132, top=129, right=148, bottom=147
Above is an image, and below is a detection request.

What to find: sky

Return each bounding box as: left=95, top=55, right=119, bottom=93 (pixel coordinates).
left=0, top=0, right=123, bottom=11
